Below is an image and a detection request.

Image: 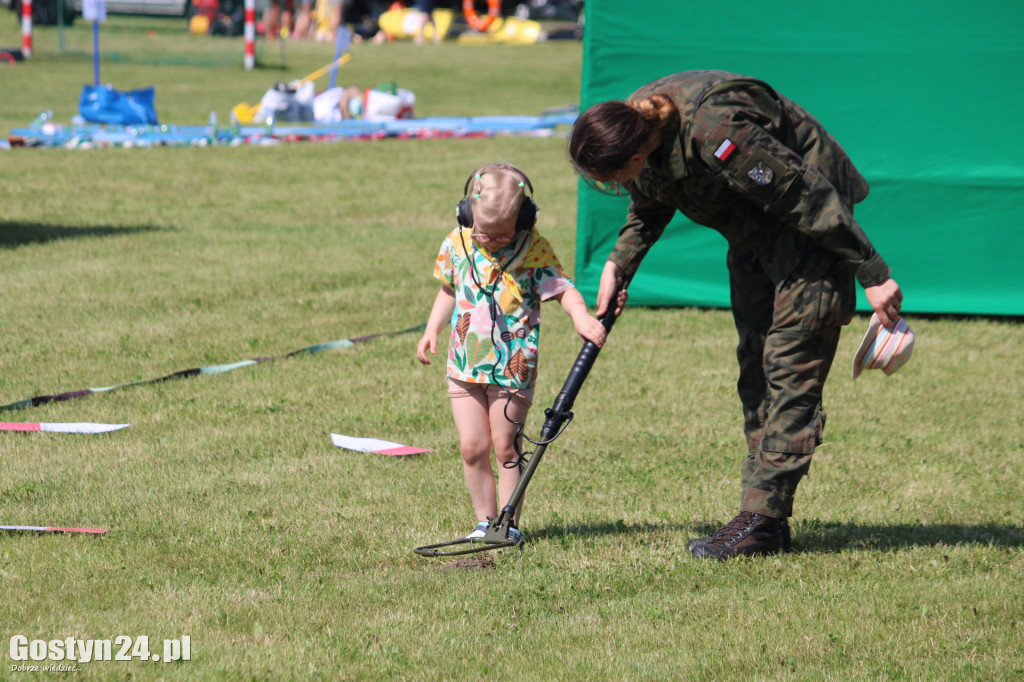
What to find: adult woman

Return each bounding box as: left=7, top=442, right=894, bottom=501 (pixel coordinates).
left=569, top=70, right=903, bottom=559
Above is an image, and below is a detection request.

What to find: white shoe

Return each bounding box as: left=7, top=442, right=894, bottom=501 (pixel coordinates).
left=464, top=522, right=489, bottom=540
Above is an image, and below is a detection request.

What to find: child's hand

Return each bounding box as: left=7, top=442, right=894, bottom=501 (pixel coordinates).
left=572, top=312, right=607, bottom=348
left=415, top=331, right=440, bottom=364
left=416, top=334, right=437, bottom=365
left=419, top=288, right=455, bottom=365
left=416, top=333, right=438, bottom=365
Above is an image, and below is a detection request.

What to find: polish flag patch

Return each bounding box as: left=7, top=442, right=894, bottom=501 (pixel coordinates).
left=714, top=138, right=737, bottom=161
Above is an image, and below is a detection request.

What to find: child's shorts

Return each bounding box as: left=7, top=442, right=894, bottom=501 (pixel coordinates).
left=446, top=377, right=533, bottom=408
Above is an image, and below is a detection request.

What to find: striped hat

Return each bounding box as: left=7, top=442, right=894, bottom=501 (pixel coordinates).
left=852, top=313, right=916, bottom=379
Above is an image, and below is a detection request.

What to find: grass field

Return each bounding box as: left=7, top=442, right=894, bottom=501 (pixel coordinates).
left=2, top=15, right=1023, bottom=682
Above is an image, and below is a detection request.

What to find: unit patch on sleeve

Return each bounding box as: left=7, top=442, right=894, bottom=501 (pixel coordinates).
left=739, top=147, right=788, bottom=194
left=746, top=160, right=774, bottom=186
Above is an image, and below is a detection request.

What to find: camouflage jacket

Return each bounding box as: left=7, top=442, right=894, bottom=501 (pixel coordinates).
left=610, top=70, right=891, bottom=289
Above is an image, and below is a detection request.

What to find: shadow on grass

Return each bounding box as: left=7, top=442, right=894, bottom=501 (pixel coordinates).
left=792, top=519, right=1024, bottom=553
left=0, top=222, right=168, bottom=249
left=531, top=519, right=690, bottom=541
left=532, top=518, right=1024, bottom=554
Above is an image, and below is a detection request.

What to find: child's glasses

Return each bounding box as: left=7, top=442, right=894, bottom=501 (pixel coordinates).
left=472, top=230, right=515, bottom=245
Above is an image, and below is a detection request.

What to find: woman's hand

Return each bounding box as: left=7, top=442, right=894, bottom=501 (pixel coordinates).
left=596, top=260, right=629, bottom=318
left=864, top=278, right=904, bottom=328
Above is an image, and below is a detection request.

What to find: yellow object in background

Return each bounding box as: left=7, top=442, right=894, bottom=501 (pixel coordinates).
left=494, top=17, right=543, bottom=44
left=232, top=103, right=259, bottom=124
left=314, top=0, right=332, bottom=39
left=455, top=16, right=543, bottom=44
left=189, top=14, right=211, bottom=35
left=377, top=8, right=453, bottom=41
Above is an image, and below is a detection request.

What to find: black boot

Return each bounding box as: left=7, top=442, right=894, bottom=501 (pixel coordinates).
left=781, top=518, right=793, bottom=554
left=690, top=516, right=794, bottom=554
left=687, top=511, right=784, bottom=559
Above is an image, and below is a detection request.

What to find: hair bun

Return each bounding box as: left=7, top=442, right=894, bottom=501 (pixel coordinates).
left=628, top=94, right=677, bottom=129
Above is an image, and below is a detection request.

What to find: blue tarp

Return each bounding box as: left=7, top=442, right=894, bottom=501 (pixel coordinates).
left=7, top=113, right=579, bottom=149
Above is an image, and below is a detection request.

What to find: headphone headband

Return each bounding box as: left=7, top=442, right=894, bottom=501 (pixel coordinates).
left=462, top=164, right=534, bottom=198
left=456, top=164, right=538, bottom=233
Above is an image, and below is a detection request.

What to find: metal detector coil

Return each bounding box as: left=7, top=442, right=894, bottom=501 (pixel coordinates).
left=411, top=518, right=521, bottom=557
left=413, top=302, right=619, bottom=557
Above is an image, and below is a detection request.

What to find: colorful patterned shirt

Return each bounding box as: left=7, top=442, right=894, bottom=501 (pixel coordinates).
left=433, top=227, right=574, bottom=389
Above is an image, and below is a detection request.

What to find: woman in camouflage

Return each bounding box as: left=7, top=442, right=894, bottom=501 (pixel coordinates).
left=569, top=70, right=904, bottom=559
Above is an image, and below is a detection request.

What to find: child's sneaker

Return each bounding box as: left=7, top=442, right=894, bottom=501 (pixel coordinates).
left=464, top=522, right=489, bottom=540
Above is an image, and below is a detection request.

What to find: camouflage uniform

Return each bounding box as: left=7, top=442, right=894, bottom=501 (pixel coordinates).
left=608, top=70, right=891, bottom=518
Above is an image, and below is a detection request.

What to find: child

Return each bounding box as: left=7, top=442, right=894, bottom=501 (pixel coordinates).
left=416, top=163, right=607, bottom=543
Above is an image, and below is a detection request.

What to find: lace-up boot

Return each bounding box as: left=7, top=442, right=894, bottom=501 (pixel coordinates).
left=690, top=518, right=794, bottom=553
left=686, top=511, right=784, bottom=559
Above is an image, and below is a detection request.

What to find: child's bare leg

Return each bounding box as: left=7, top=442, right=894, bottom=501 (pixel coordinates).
left=489, top=392, right=530, bottom=524
left=450, top=393, right=496, bottom=522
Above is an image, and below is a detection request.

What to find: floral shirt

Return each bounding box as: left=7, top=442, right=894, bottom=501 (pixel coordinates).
left=433, top=227, right=574, bottom=389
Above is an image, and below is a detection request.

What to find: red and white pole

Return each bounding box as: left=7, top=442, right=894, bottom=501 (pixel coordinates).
left=21, top=0, right=33, bottom=58
left=243, top=0, right=255, bottom=70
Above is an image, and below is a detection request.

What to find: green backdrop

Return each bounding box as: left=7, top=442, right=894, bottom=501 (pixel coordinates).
left=575, top=0, right=1024, bottom=316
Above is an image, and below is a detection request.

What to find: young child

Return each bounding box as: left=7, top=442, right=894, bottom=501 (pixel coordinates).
left=416, top=163, right=607, bottom=543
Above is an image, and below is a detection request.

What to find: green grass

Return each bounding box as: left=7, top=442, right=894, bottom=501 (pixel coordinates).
left=2, top=16, right=1023, bottom=682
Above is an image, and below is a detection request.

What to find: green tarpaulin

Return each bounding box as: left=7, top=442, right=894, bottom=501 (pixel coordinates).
left=575, top=0, right=1024, bottom=316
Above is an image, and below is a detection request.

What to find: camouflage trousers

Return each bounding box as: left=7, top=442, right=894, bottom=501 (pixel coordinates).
left=728, top=240, right=855, bottom=518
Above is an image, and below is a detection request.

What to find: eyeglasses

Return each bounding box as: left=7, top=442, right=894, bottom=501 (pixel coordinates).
left=580, top=174, right=630, bottom=197
left=472, top=230, right=516, bottom=244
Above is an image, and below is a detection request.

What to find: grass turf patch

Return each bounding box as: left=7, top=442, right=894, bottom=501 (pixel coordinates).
left=2, top=15, right=1023, bottom=682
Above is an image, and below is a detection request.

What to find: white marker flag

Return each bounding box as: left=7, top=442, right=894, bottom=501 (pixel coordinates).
left=330, top=433, right=432, bottom=456
left=0, top=422, right=130, bottom=434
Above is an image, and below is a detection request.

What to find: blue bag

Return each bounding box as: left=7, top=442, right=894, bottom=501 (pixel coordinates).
left=79, top=84, right=159, bottom=125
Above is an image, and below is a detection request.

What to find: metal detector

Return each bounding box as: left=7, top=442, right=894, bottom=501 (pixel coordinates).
left=413, top=304, right=618, bottom=557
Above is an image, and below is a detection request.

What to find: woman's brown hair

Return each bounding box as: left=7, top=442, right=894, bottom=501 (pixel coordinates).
left=568, top=94, right=678, bottom=178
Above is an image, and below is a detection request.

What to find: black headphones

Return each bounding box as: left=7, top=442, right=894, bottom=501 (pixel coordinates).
left=455, top=164, right=539, bottom=234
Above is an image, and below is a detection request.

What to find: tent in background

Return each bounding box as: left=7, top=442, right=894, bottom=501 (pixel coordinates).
left=575, top=0, right=1024, bottom=316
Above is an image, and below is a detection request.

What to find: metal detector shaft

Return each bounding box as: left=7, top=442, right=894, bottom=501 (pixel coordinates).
left=493, top=304, right=619, bottom=527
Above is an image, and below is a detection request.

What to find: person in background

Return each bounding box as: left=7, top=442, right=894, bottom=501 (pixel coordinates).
left=320, top=0, right=347, bottom=43
left=413, top=0, right=440, bottom=44
left=262, top=0, right=293, bottom=38
left=293, top=0, right=314, bottom=38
